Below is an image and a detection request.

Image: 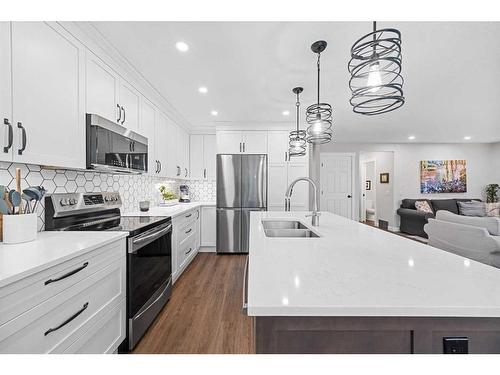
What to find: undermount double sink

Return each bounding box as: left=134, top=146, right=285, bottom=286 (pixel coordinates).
left=261, top=220, right=320, bottom=238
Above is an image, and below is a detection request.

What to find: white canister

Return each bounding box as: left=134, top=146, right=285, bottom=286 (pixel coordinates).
left=3, top=213, right=37, bottom=244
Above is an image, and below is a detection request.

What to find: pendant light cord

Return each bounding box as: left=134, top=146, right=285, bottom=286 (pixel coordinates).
left=316, top=53, right=321, bottom=105
left=372, top=21, right=377, bottom=56
left=296, top=91, right=300, bottom=132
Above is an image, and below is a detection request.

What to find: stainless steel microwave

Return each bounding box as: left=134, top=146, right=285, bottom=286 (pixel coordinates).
left=86, top=113, right=148, bottom=174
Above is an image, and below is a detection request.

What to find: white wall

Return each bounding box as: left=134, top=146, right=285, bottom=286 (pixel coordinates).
left=320, top=142, right=496, bottom=229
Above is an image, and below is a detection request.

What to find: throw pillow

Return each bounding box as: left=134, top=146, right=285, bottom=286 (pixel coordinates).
left=486, top=202, right=500, bottom=217
left=458, top=201, right=486, bottom=217
left=415, top=200, right=433, bottom=214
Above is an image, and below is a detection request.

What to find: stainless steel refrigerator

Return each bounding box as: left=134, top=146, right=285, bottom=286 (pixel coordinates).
left=216, top=154, right=267, bottom=253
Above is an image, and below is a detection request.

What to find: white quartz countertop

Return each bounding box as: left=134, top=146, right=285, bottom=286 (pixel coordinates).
left=122, top=201, right=215, bottom=218
left=0, top=231, right=128, bottom=288
left=248, top=211, right=500, bottom=317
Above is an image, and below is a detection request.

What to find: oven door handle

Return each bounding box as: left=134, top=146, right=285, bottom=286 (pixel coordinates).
left=130, top=224, right=172, bottom=253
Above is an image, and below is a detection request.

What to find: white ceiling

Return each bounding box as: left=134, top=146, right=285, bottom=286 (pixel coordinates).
left=90, top=21, right=500, bottom=143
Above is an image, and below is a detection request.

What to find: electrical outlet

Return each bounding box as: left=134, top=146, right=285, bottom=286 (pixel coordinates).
left=443, top=337, right=469, bottom=354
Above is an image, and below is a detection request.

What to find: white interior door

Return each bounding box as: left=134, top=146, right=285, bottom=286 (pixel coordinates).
left=320, top=154, right=353, bottom=219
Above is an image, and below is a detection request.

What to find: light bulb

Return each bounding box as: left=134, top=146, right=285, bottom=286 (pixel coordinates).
left=367, top=61, right=382, bottom=93
left=311, top=120, right=323, bottom=134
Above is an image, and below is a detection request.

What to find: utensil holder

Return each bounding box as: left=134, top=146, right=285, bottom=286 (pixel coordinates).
left=3, top=213, right=37, bottom=244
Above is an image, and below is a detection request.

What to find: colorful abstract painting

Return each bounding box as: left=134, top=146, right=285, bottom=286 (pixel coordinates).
left=420, top=160, right=467, bottom=193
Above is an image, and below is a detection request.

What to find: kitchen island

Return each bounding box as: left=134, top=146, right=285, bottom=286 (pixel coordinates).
left=247, top=211, right=500, bottom=354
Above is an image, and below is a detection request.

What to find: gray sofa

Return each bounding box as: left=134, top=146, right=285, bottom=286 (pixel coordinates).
left=397, top=198, right=480, bottom=238
left=424, top=211, right=500, bottom=268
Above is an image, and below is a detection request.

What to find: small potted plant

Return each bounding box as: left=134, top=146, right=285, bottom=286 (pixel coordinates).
left=158, top=184, right=178, bottom=206
left=485, top=183, right=500, bottom=216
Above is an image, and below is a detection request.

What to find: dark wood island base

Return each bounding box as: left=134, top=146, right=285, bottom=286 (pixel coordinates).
left=254, top=316, right=500, bottom=354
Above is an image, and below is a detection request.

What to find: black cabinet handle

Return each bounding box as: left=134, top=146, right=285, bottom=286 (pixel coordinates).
left=3, top=118, right=13, bottom=153
left=203, top=168, right=206, bottom=179
left=159, top=161, right=162, bottom=172
left=185, top=247, right=192, bottom=255
left=155, top=160, right=159, bottom=173
left=185, top=213, right=192, bottom=218
left=117, top=104, right=121, bottom=122
left=44, top=302, right=89, bottom=336
left=347, top=195, right=352, bottom=198
left=185, top=228, right=192, bottom=234
left=121, top=106, right=125, bottom=124
left=17, top=122, right=26, bottom=155
left=45, top=262, right=89, bottom=285
left=185, top=168, right=188, bottom=177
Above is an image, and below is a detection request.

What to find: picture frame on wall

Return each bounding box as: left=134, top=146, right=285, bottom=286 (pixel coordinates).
left=380, top=173, right=389, bottom=184
left=365, top=180, right=371, bottom=190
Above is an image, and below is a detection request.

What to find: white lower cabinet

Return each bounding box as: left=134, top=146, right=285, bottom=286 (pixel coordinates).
left=0, top=238, right=126, bottom=354
left=201, top=206, right=216, bottom=247
left=172, top=207, right=201, bottom=283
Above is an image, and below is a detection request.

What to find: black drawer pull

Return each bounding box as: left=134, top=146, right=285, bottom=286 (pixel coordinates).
left=185, top=247, right=192, bottom=255
left=185, top=228, right=192, bottom=234
left=44, top=302, right=89, bottom=336
left=45, top=262, right=89, bottom=285
left=185, top=213, right=192, bottom=218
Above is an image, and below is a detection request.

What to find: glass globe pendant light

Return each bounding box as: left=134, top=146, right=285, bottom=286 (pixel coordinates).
left=306, top=40, right=333, bottom=144
left=348, top=21, right=405, bottom=115
left=288, top=87, right=307, bottom=157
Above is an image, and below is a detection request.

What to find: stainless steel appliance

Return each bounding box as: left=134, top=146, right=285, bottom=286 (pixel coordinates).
left=86, top=113, right=148, bottom=174
left=179, top=184, right=190, bottom=203
left=44, top=192, right=172, bottom=351
left=216, top=154, right=267, bottom=253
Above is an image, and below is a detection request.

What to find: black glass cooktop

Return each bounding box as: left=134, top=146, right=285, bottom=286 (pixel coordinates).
left=112, top=216, right=171, bottom=236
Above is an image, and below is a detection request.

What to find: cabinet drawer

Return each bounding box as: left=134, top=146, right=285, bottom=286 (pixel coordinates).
left=0, top=256, right=126, bottom=353
left=62, top=298, right=126, bottom=354
left=175, top=208, right=200, bottom=228
left=178, top=220, right=198, bottom=244
left=0, top=239, right=125, bottom=326
left=177, top=235, right=197, bottom=270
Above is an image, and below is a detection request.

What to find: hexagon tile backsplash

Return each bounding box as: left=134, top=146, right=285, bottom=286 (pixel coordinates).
left=0, top=162, right=188, bottom=231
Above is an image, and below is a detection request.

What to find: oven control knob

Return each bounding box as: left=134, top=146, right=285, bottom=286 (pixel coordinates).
left=60, top=198, right=68, bottom=206
left=69, top=198, right=77, bottom=205
left=104, top=196, right=110, bottom=202
left=113, top=196, right=118, bottom=201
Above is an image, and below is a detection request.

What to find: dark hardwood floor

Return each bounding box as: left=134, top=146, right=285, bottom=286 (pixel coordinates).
left=133, top=252, right=254, bottom=354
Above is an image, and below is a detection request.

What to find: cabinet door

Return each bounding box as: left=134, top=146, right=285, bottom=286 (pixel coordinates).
left=201, top=206, right=216, bottom=247
left=203, top=134, right=216, bottom=179
left=189, top=134, right=204, bottom=179
left=140, top=97, right=157, bottom=175
left=0, top=23, right=12, bottom=162
left=268, top=164, right=287, bottom=209
left=118, top=80, right=140, bottom=132
left=86, top=52, right=119, bottom=123
left=179, top=129, right=189, bottom=178
left=165, top=118, right=178, bottom=177
left=243, top=131, right=268, bottom=153
left=156, top=112, right=169, bottom=176
left=11, top=22, right=85, bottom=169
left=216, top=131, right=242, bottom=154
left=287, top=164, right=309, bottom=211
left=267, top=131, right=288, bottom=164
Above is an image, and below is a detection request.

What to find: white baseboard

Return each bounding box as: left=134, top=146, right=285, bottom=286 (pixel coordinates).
left=199, top=246, right=216, bottom=253
left=388, top=226, right=400, bottom=232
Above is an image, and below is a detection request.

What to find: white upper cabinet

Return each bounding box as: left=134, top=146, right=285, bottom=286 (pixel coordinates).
left=217, top=130, right=242, bottom=154
left=156, top=111, right=169, bottom=177
left=118, top=80, right=140, bottom=132
left=190, top=134, right=216, bottom=180
left=86, top=52, right=119, bottom=123
left=165, top=116, right=178, bottom=177
left=177, top=127, right=189, bottom=178
left=216, top=130, right=268, bottom=154
left=0, top=23, right=12, bottom=160
left=242, top=131, right=267, bottom=153
left=140, top=97, right=157, bottom=175
left=9, top=22, right=85, bottom=168
left=267, top=131, right=289, bottom=164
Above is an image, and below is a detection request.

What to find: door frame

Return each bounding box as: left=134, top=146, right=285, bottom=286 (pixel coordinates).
left=319, top=152, right=356, bottom=219
left=361, top=158, right=377, bottom=223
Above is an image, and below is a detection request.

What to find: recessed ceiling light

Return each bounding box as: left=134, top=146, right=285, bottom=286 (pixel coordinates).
left=408, top=135, right=415, bottom=140
left=211, top=110, right=218, bottom=116
left=282, top=110, right=290, bottom=116
left=198, top=86, right=208, bottom=94
left=175, top=41, right=189, bottom=52
left=464, top=136, right=472, bottom=140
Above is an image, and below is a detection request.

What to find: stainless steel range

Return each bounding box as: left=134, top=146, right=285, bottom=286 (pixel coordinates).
left=45, top=192, right=172, bottom=351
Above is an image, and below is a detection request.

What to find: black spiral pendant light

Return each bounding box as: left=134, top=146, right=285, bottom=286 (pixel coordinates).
left=288, top=87, right=307, bottom=157
left=348, top=21, right=405, bottom=115
left=306, top=41, right=332, bottom=144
